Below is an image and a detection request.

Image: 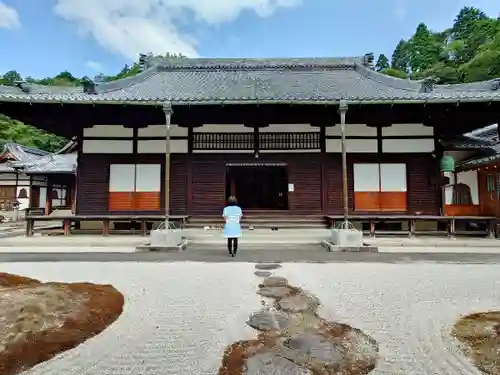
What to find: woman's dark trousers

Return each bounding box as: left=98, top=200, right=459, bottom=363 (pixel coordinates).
left=227, top=237, right=238, bottom=255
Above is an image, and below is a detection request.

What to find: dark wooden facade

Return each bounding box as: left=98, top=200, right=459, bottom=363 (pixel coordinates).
left=75, top=150, right=441, bottom=217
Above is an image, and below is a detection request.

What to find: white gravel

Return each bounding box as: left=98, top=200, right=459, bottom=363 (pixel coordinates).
left=1, top=262, right=499, bottom=375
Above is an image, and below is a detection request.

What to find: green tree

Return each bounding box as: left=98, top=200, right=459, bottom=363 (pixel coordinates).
left=406, top=23, right=443, bottom=73
left=380, top=68, right=408, bottom=79
left=0, top=70, right=22, bottom=86
left=0, top=52, right=188, bottom=152
left=391, top=39, right=409, bottom=72
left=375, top=54, right=389, bottom=72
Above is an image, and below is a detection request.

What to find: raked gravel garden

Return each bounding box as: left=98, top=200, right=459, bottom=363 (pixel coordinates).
left=2, top=261, right=500, bottom=374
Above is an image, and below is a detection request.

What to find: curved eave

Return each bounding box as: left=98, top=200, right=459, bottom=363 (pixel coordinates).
left=1, top=97, right=500, bottom=105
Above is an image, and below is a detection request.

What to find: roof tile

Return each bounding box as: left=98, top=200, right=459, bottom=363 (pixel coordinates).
left=1, top=57, right=499, bottom=104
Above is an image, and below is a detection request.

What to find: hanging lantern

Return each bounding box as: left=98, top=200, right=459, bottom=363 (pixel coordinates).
left=440, top=154, right=455, bottom=172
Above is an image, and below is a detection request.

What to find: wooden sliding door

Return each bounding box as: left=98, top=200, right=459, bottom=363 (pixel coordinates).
left=108, top=164, right=161, bottom=211
left=353, top=163, right=407, bottom=212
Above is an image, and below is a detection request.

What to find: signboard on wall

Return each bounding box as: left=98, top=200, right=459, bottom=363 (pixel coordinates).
left=288, top=183, right=294, bottom=192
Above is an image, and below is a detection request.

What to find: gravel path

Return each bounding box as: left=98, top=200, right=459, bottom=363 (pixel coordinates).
left=2, top=262, right=499, bottom=374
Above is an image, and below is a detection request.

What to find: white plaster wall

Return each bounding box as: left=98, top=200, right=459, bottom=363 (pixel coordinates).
left=39, top=187, right=47, bottom=209
left=83, top=125, right=133, bottom=137
left=457, top=170, right=479, bottom=204
left=137, top=140, right=188, bottom=154
left=382, top=124, right=434, bottom=137
left=444, top=171, right=454, bottom=205
left=32, top=179, right=47, bottom=187
left=138, top=125, right=188, bottom=137
left=326, top=139, right=378, bottom=153
left=0, top=173, right=18, bottom=186
left=82, top=140, right=133, bottom=154
left=260, top=124, right=319, bottom=133
left=0, top=173, right=30, bottom=186
left=326, top=124, right=377, bottom=137
left=382, top=138, right=435, bottom=153
left=194, top=124, right=251, bottom=133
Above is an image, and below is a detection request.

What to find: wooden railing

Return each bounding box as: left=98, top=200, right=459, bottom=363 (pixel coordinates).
left=192, top=132, right=321, bottom=150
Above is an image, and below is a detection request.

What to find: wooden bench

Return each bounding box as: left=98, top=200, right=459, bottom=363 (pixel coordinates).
left=25, top=215, right=190, bottom=237
left=324, top=215, right=498, bottom=239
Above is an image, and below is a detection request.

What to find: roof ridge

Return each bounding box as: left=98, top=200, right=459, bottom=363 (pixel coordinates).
left=152, top=56, right=365, bottom=68
left=354, top=64, right=421, bottom=92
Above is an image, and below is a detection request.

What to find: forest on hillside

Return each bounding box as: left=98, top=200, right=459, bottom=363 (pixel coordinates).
left=0, top=6, right=499, bottom=152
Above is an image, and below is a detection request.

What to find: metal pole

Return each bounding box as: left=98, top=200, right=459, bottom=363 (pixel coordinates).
left=162, top=103, right=173, bottom=230
left=339, top=100, right=349, bottom=229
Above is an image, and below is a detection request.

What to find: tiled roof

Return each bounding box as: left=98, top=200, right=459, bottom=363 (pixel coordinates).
left=0, top=56, right=499, bottom=104
left=0, top=142, right=49, bottom=161
left=465, top=124, right=499, bottom=142
left=23, top=153, right=77, bottom=174
left=443, top=135, right=495, bottom=150
left=0, top=142, right=50, bottom=172
left=457, top=124, right=500, bottom=169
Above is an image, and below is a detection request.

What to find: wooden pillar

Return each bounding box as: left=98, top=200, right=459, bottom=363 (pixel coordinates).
left=28, top=175, right=33, bottom=212
left=319, top=125, right=327, bottom=214
left=65, top=182, right=72, bottom=207
left=186, top=126, right=194, bottom=215
left=44, top=179, right=52, bottom=216
left=71, top=176, right=77, bottom=213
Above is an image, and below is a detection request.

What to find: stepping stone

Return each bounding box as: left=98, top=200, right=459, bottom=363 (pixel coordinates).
left=247, top=310, right=292, bottom=331
left=278, top=294, right=319, bottom=313
left=262, top=276, right=288, bottom=287
left=257, top=286, right=290, bottom=299
left=255, top=263, right=282, bottom=270
left=244, top=352, right=312, bottom=375
left=282, top=332, right=345, bottom=365
left=254, top=271, right=272, bottom=277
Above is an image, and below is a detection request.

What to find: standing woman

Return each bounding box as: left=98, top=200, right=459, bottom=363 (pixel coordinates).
left=223, top=196, right=242, bottom=257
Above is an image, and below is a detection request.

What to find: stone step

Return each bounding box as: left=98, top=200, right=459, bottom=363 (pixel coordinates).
left=189, top=216, right=325, bottom=221
left=186, top=222, right=328, bottom=229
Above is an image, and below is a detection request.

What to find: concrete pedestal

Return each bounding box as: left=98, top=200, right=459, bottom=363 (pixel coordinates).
left=331, top=228, right=363, bottom=247
left=325, top=228, right=377, bottom=252
left=138, top=229, right=186, bottom=252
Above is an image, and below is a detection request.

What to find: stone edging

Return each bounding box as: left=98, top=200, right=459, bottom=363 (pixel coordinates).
left=321, top=240, right=378, bottom=253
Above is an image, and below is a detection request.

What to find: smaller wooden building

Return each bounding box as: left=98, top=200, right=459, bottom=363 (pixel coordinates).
left=8, top=140, right=77, bottom=215
left=0, top=142, right=49, bottom=210
left=443, top=124, right=500, bottom=217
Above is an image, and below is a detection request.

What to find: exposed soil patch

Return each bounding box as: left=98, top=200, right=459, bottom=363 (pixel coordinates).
left=453, top=311, right=500, bottom=374
left=218, top=274, right=379, bottom=375
left=0, top=272, right=124, bottom=375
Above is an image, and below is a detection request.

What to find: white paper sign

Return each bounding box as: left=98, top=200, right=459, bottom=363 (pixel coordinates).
left=288, top=183, right=294, bottom=192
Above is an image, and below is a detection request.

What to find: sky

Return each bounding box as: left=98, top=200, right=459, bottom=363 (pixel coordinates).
left=0, top=0, right=498, bottom=79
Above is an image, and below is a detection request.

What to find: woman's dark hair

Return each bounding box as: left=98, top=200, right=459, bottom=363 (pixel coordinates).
left=227, top=196, right=237, bottom=206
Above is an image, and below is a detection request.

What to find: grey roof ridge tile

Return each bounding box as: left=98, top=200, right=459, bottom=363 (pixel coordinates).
left=152, top=56, right=365, bottom=69
left=439, top=79, right=500, bottom=92
left=354, top=63, right=421, bottom=92
left=95, top=65, right=161, bottom=93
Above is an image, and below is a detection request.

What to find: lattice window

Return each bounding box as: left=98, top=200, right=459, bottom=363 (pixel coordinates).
left=259, top=132, right=320, bottom=150
left=193, top=133, right=254, bottom=150
left=487, top=173, right=495, bottom=192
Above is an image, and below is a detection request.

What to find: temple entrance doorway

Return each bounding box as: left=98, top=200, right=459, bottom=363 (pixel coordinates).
left=225, top=163, right=289, bottom=210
